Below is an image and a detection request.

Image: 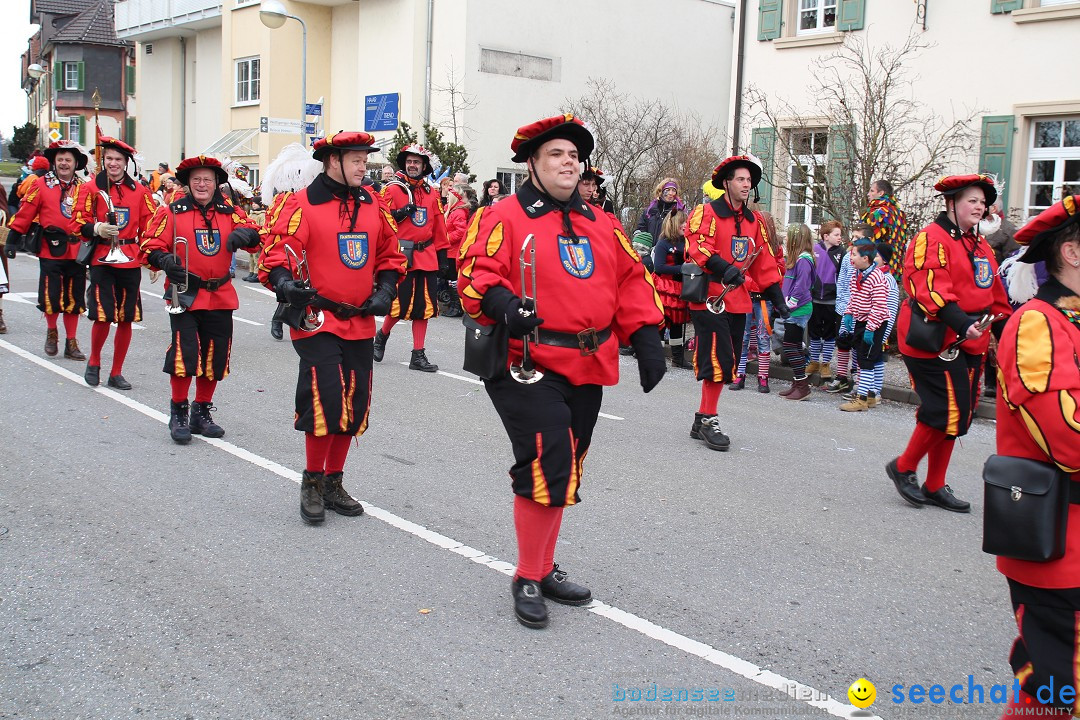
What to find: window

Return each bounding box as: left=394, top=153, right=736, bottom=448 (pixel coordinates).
left=234, top=57, right=260, bottom=105
left=145, top=43, right=153, bottom=55
left=63, top=62, right=80, bottom=90
left=64, top=116, right=82, bottom=143
left=234, top=0, right=258, bottom=6
left=797, top=0, right=837, bottom=34
left=247, top=165, right=259, bottom=192
left=496, top=169, right=528, bottom=195
left=1025, top=117, right=1080, bottom=220
left=786, top=130, right=829, bottom=228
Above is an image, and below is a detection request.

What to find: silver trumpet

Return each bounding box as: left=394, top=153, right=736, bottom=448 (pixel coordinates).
left=167, top=236, right=189, bottom=315
left=284, top=245, right=324, bottom=332
left=939, top=312, right=1006, bottom=361
left=510, top=234, right=543, bottom=385
left=705, top=244, right=765, bottom=314
left=98, top=189, right=134, bottom=264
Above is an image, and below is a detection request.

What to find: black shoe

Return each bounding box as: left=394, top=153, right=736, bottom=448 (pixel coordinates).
left=886, top=458, right=928, bottom=508
left=300, top=470, right=326, bottom=525
left=728, top=375, right=746, bottom=391
left=409, top=348, right=438, bottom=372
left=699, top=415, right=730, bottom=451
left=242, top=272, right=259, bottom=283
left=270, top=320, right=284, bottom=341
left=758, top=377, right=770, bottom=393
left=984, top=385, right=997, bottom=399
left=619, top=345, right=635, bottom=357
left=922, top=483, right=971, bottom=513
left=107, top=374, right=132, bottom=390
left=189, top=401, right=225, bottom=438
left=323, top=471, right=364, bottom=516
left=169, top=400, right=192, bottom=444
left=84, top=364, right=101, bottom=387
left=690, top=412, right=708, bottom=439
left=373, top=330, right=388, bottom=362
left=540, top=563, right=592, bottom=606
left=511, top=577, right=548, bottom=629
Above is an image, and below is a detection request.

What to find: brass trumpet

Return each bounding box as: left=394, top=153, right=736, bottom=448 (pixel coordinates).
left=167, top=236, right=189, bottom=315
left=284, top=245, right=324, bottom=332
left=510, top=234, right=543, bottom=384
left=98, top=189, right=134, bottom=264
left=705, top=244, right=764, bottom=314
left=939, top=312, right=1006, bottom=361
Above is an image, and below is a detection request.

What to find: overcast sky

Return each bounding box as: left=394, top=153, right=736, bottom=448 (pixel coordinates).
left=0, top=0, right=37, bottom=143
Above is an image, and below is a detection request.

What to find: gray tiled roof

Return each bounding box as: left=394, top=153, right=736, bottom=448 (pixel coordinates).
left=52, top=0, right=128, bottom=47
left=34, top=0, right=94, bottom=17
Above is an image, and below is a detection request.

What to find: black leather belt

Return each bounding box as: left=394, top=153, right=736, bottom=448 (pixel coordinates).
left=536, top=327, right=611, bottom=356
left=311, top=295, right=364, bottom=320
left=406, top=239, right=433, bottom=252
left=188, top=273, right=232, bottom=291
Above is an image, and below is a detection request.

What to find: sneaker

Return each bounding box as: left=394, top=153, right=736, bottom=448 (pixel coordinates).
left=539, top=563, right=591, bottom=606
left=886, top=458, right=928, bottom=508
left=922, top=483, right=971, bottom=513
left=825, top=376, right=849, bottom=394
left=699, top=416, right=730, bottom=452
left=757, top=376, right=770, bottom=393
left=511, top=577, right=548, bottom=628
left=728, top=375, right=746, bottom=391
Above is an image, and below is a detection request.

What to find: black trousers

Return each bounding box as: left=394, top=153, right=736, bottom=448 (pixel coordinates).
left=37, top=258, right=86, bottom=315
left=691, top=309, right=745, bottom=384
left=903, top=351, right=983, bottom=438
left=484, top=372, right=603, bottom=508
left=292, top=333, right=374, bottom=436
left=1007, top=578, right=1080, bottom=712
left=164, top=308, right=233, bottom=380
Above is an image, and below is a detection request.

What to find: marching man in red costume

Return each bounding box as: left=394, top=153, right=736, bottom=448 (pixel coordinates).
left=5, top=140, right=89, bottom=360
left=887, top=174, right=1011, bottom=511
left=260, top=132, right=405, bottom=525
left=458, top=114, right=666, bottom=628
left=374, top=144, right=450, bottom=372
left=72, top=136, right=156, bottom=390
left=140, top=155, right=262, bottom=443
left=684, top=156, right=789, bottom=451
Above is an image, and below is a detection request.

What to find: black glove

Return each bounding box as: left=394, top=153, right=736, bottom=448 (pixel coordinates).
left=630, top=326, right=666, bottom=393
left=275, top=276, right=318, bottom=307
left=704, top=253, right=732, bottom=279
left=391, top=203, right=417, bottom=223
left=359, top=271, right=398, bottom=317
left=437, top=249, right=455, bottom=280
left=503, top=296, right=544, bottom=339
left=226, top=227, right=261, bottom=253
left=149, top=250, right=187, bottom=284
left=762, top=283, right=790, bottom=320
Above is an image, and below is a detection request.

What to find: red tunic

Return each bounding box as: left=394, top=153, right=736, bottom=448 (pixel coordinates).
left=140, top=196, right=259, bottom=311
left=996, top=285, right=1080, bottom=588
left=458, top=182, right=663, bottom=386
left=683, top=198, right=782, bottom=314
left=898, top=213, right=1011, bottom=358
left=72, top=173, right=157, bottom=270
left=7, top=174, right=82, bottom=260
left=382, top=174, right=449, bottom=272
left=260, top=175, right=406, bottom=341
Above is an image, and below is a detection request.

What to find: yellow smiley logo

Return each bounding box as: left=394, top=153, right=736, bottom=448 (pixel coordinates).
left=848, top=678, right=876, bottom=709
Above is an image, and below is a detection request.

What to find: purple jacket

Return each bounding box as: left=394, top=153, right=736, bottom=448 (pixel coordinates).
left=811, top=241, right=843, bottom=302
left=782, top=252, right=815, bottom=315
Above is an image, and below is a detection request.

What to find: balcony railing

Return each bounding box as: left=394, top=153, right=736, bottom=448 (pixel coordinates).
left=115, top=0, right=222, bottom=39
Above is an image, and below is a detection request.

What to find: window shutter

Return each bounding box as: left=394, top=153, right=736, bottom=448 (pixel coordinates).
left=751, top=126, right=778, bottom=210
left=758, top=0, right=783, bottom=40
left=125, top=65, right=135, bottom=95
left=78, top=115, right=86, bottom=144
left=53, top=62, right=62, bottom=91
left=126, top=117, right=136, bottom=145
left=827, top=124, right=855, bottom=221
left=990, top=0, right=1024, bottom=13
left=979, top=115, right=1015, bottom=211
left=837, top=0, right=865, bottom=30
left=76, top=62, right=85, bottom=91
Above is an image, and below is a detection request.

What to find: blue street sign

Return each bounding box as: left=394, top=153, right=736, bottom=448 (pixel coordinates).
left=364, top=93, right=399, bottom=132
left=304, top=122, right=317, bottom=134
left=305, top=103, right=322, bottom=117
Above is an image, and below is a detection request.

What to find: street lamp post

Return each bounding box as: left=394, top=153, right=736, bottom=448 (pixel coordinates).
left=259, top=0, right=307, bottom=146
left=26, top=62, right=54, bottom=145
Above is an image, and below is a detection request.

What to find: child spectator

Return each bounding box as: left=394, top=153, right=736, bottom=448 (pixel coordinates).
left=651, top=209, right=691, bottom=368
left=868, top=242, right=901, bottom=406
left=807, top=221, right=845, bottom=379
left=827, top=223, right=871, bottom=395
left=733, top=209, right=781, bottom=392
left=779, top=224, right=815, bottom=400
left=840, top=238, right=891, bottom=411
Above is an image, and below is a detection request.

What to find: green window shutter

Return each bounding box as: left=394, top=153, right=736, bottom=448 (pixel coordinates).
left=54, top=62, right=63, bottom=91
left=837, top=0, right=865, bottom=30
left=750, top=126, right=778, bottom=210
left=78, top=115, right=86, bottom=144
left=758, top=0, right=783, bottom=40
left=979, top=115, right=1015, bottom=211
left=990, top=0, right=1023, bottom=13
left=76, top=62, right=85, bottom=91
left=125, top=65, right=135, bottom=95
left=126, top=117, right=136, bottom=145
left=827, top=124, right=855, bottom=221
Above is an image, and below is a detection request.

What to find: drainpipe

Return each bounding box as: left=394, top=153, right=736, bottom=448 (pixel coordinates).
left=423, top=0, right=433, bottom=132
left=731, top=0, right=747, bottom=155
left=179, top=36, right=187, bottom=160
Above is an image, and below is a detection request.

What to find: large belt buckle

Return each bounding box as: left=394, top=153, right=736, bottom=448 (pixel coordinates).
left=577, top=328, right=600, bottom=356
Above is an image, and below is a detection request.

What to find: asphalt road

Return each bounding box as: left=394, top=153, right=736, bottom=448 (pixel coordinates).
left=0, top=248, right=1016, bottom=720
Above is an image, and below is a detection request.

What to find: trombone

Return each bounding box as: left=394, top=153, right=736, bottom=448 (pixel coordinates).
left=939, top=312, right=1005, bottom=361
left=98, top=188, right=134, bottom=264
left=510, top=235, right=543, bottom=384
left=166, top=236, right=189, bottom=315
left=705, top=243, right=764, bottom=314
left=284, top=244, right=324, bottom=332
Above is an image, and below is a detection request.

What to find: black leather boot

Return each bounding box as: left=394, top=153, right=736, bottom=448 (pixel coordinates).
left=409, top=348, right=438, bottom=372
left=690, top=412, right=708, bottom=439
left=300, top=470, right=325, bottom=524
left=511, top=577, right=548, bottom=628
left=540, top=564, right=592, bottom=606
left=323, top=472, right=363, bottom=516
left=373, top=330, right=388, bottom=362
left=189, top=401, right=225, bottom=438
left=169, top=400, right=192, bottom=444
left=698, top=415, right=731, bottom=451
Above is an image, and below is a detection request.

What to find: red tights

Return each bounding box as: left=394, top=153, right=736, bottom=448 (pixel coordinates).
left=513, top=495, right=564, bottom=582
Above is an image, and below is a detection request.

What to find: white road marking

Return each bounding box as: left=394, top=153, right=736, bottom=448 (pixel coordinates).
left=243, top=285, right=278, bottom=298
left=0, top=334, right=873, bottom=720
left=233, top=316, right=263, bottom=326
left=394, top=361, right=623, bottom=420
left=5, top=293, right=36, bottom=305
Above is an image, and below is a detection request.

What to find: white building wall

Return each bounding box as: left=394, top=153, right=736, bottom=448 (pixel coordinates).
left=190, top=27, right=222, bottom=157
left=135, top=36, right=184, bottom=166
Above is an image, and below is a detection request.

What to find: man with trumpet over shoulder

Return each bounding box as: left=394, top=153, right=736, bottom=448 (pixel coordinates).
left=260, top=132, right=406, bottom=526
left=458, top=114, right=666, bottom=629
left=140, top=155, right=261, bottom=445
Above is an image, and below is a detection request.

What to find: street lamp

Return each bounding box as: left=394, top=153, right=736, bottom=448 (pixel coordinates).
left=259, top=0, right=306, bottom=145
left=27, top=63, right=54, bottom=144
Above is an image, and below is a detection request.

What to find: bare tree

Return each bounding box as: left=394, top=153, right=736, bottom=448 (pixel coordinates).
left=746, top=31, right=982, bottom=230
left=430, top=61, right=479, bottom=146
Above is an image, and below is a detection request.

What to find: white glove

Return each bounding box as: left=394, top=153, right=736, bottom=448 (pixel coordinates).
left=95, top=222, right=119, bottom=240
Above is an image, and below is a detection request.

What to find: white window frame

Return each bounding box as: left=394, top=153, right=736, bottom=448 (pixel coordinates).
left=64, top=116, right=81, bottom=142
left=234, top=56, right=260, bottom=106
left=796, top=0, right=838, bottom=36
left=1024, top=116, right=1080, bottom=221
left=496, top=169, right=527, bottom=195
left=63, top=62, right=80, bottom=91
left=234, top=0, right=259, bottom=6
left=785, top=129, right=829, bottom=230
